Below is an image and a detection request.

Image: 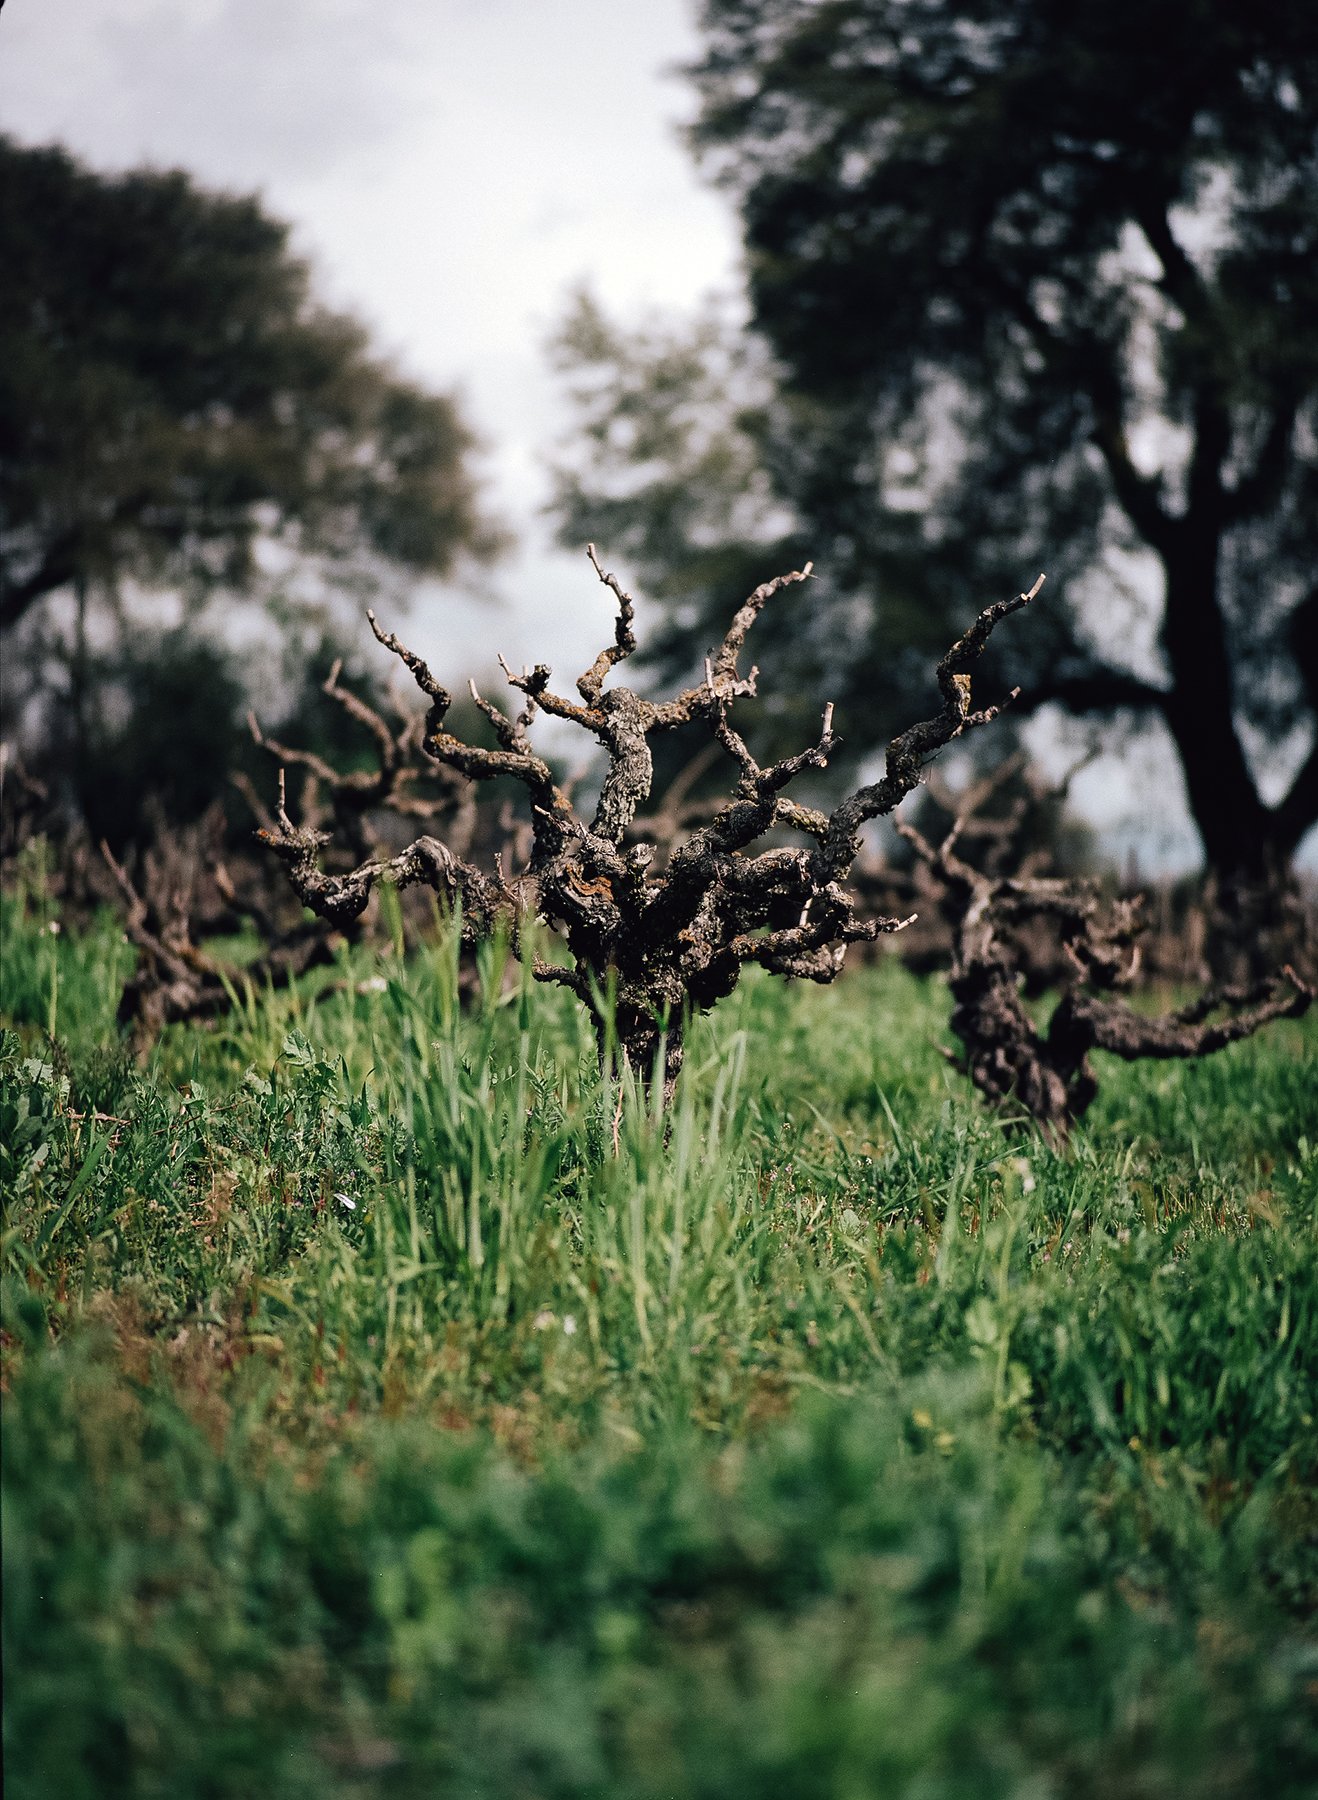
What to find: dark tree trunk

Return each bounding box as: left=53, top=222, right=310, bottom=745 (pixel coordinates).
left=601, top=1003, right=686, bottom=1112
left=947, top=953, right=1084, bottom=1144
left=1154, top=511, right=1317, bottom=978
left=1158, top=523, right=1276, bottom=884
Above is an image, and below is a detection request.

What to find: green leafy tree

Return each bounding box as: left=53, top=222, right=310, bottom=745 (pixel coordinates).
left=0, top=136, right=505, bottom=838
left=0, top=135, right=502, bottom=629
left=554, top=2, right=1318, bottom=884
left=548, top=290, right=961, bottom=772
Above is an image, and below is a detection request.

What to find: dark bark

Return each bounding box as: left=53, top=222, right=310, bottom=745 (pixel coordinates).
left=1158, top=524, right=1277, bottom=882
left=899, top=776, right=1312, bottom=1145
left=1074, top=334, right=1315, bottom=885
left=0, top=546, right=80, bottom=630
left=259, top=552, right=1041, bottom=1098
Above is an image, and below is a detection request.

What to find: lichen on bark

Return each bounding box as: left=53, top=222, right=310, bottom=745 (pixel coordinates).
left=258, top=549, right=1041, bottom=1101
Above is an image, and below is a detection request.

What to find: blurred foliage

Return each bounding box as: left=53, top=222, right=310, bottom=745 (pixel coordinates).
left=547, top=290, right=953, bottom=766
left=0, top=134, right=506, bottom=847
left=0, top=135, right=504, bottom=629
left=7, top=617, right=414, bottom=854
left=551, top=1, right=1318, bottom=881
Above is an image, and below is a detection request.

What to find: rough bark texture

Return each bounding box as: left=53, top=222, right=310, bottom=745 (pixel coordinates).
left=259, top=550, right=1041, bottom=1099
left=899, top=772, right=1313, bottom=1144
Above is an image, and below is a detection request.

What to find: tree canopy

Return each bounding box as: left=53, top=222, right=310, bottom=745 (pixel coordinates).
left=553, top=1, right=1318, bottom=882
left=1, top=135, right=506, bottom=846
left=0, top=135, right=503, bottom=633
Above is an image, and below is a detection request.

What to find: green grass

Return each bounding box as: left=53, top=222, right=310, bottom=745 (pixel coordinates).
left=3, top=886, right=1316, bottom=1798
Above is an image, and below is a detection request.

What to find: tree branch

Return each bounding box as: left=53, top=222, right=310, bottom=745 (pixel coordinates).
left=817, top=575, right=1044, bottom=877
left=900, top=763, right=1313, bottom=1139
left=0, top=544, right=80, bottom=630
left=260, top=548, right=1037, bottom=1102
left=982, top=265, right=1173, bottom=552
left=1085, top=359, right=1175, bottom=552
left=1072, top=967, right=1312, bottom=1061
left=1132, top=198, right=1213, bottom=327
left=577, top=542, right=639, bottom=704
left=1020, top=666, right=1166, bottom=716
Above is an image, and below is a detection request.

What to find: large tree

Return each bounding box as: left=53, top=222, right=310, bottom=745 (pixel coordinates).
left=556, top=2, right=1318, bottom=883
left=0, top=135, right=504, bottom=841
left=0, top=136, right=502, bottom=632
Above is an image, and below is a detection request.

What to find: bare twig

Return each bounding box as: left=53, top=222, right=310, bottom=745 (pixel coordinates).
left=102, top=824, right=345, bottom=1048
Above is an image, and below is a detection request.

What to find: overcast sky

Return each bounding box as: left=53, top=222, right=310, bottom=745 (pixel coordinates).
left=0, top=0, right=742, bottom=676
left=6, top=0, right=1295, bottom=870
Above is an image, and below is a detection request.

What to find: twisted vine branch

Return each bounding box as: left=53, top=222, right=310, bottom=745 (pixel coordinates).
left=259, top=550, right=1041, bottom=1099
left=899, top=767, right=1312, bottom=1141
